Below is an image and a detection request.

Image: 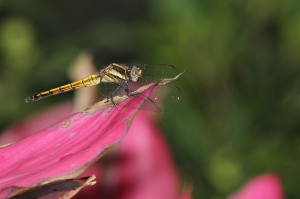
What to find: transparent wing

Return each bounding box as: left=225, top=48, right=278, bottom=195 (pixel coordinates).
left=118, top=63, right=179, bottom=85
left=127, top=84, right=185, bottom=112
left=148, top=84, right=185, bottom=106
left=99, top=82, right=123, bottom=99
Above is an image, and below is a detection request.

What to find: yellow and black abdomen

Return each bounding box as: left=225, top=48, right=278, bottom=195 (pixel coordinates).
left=25, top=74, right=101, bottom=102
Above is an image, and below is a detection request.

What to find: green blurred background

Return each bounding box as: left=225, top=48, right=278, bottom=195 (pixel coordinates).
left=1, top=0, right=300, bottom=198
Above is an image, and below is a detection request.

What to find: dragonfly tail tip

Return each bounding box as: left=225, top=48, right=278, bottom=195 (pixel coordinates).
left=24, top=97, right=33, bottom=103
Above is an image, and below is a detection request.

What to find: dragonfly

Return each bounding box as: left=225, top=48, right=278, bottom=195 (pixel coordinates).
left=25, top=63, right=183, bottom=111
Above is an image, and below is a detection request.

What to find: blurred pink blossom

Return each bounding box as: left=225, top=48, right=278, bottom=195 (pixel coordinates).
left=228, top=173, right=284, bottom=199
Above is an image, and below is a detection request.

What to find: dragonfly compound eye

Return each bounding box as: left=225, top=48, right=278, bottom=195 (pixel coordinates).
left=130, top=66, right=142, bottom=82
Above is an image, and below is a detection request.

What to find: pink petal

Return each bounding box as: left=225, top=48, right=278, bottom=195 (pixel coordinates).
left=228, top=173, right=284, bottom=199
left=0, top=85, right=155, bottom=199
left=74, top=112, right=180, bottom=199
left=0, top=102, right=73, bottom=146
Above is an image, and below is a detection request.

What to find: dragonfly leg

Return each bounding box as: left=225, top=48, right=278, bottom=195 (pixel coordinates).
left=110, top=96, right=117, bottom=107
left=110, top=84, right=122, bottom=107
left=104, top=95, right=117, bottom=106
left=125, top=82, right=131, bottom=97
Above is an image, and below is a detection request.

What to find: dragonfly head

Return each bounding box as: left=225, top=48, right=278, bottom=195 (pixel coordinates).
left=130, top=66, right=142, bottom=82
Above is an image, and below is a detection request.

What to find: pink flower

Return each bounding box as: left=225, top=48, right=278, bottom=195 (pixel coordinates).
left=228, top=173, right=284, bottom=199
left=0, top=90, right=187, bottom=198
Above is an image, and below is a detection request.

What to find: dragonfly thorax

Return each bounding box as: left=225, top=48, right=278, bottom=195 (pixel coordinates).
left=130, top=66, right=142, bottom=82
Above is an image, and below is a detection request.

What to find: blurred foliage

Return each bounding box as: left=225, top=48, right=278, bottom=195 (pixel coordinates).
left=1, top=0, right=300, bottom=198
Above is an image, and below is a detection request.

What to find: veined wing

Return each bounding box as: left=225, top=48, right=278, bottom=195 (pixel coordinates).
left=118, top=63, right=179, bottom=85
left=106, top=63, right=184, bottom=111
